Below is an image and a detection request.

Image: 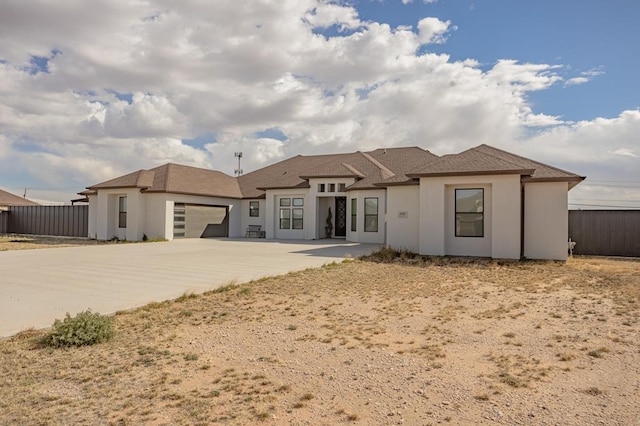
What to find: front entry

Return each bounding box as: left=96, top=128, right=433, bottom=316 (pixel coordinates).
left=335, top=197, right=347, bottom=237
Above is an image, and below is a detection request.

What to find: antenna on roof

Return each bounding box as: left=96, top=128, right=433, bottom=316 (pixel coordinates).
left=234, top=152, right=243, bottom=176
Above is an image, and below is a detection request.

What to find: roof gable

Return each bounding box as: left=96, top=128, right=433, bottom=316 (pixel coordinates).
left=88, top=163, right=242, bottom=199
left=407, top=144, right=584, bottom=185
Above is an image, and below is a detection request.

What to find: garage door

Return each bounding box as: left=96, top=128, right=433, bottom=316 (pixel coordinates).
left=173, top=203, right=229, bottom=238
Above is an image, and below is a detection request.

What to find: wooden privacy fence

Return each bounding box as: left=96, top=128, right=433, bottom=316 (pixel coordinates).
left=0, top=205, right=88, bottom=238
left=569, top=210, right=640, bottom=257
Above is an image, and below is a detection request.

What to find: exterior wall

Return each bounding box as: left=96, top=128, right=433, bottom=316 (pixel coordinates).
left=94, top=188, right=144, bottom=241
left=419, top=174, right=521, bottom=259
left=87, top=195, right=97, bottom=238
left=385, top=185, right=420, bottom=252
left=92, top=190, right=241, bottom=241
left=346, top=189, right=387, bottom=244
left=524, top=182, right=569, bottom=260
left=264, top=189, right=311, bottom=240
left=239, top=199, right=266, bottom=237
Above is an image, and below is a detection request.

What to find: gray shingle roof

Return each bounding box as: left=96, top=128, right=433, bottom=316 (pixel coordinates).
left=238, top=147, right=439, bottom=195
left=88, top=164, right=242, bottom=199
left=407, top=144, right=585, bottom=186
left=85, top=145, right=584, bottom=199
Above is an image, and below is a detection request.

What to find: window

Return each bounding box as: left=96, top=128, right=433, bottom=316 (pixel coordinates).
left=364, top=197, right=378, bottom=232
left=249, top=201, right=259, bottom=217
left=350, top=198, right=357, bottom=232
left=292, top=208, right=304, bottom=229
left=318, top=183, right=325, bottom=193
left=279, top=208, right=290, bottom=229
left=338, top=183, right=346, bottom=192
left=328, top=183, right=335, bottom=192
left=279, top=197, right=303, bottom=230
left=455, top=188, right=484, bottom=237
left=118, top=196, right=127, bottom=228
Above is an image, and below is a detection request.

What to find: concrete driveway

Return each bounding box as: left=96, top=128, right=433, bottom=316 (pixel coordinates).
left=0, top=238, right=379, bottom=337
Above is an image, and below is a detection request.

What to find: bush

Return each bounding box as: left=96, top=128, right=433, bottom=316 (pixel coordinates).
left=41, top=309, right=114, bottom=347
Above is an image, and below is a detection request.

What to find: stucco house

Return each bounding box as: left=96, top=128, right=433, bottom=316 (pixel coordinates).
left=81, top=144, right=584, bottom=260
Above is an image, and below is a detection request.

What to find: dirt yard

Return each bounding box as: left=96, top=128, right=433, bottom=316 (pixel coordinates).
left=0, top=235, right=103, bottom=251
left=1, top=254, right=638, bottom=425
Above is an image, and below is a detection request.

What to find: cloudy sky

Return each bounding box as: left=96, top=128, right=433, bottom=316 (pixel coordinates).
left=0, top=0, right=638, bottom=207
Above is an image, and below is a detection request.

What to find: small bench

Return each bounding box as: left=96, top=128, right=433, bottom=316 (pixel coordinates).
left=245, top=225, right=262, bottom=238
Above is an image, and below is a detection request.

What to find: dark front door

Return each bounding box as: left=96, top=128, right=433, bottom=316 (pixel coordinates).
left=335, top=197, right=347, bottom=237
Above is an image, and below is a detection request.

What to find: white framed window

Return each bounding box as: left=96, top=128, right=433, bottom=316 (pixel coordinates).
left=118, top=196, right=127, bottom=228
left=364, top=197, right=378, bottom=232
left=455, top=188, right=484, bottom=237
left=249, top=201, right=259, bottom=217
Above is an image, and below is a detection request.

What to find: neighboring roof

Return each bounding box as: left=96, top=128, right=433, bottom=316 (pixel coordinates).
left=407, top=144, right=585, bottom=187
left=88, top=164, right=242, bottom=199
left=0, top=189, right=39, bottom=207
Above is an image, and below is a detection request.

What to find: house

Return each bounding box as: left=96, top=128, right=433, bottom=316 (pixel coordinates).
left=0, top=189, right=39, bottom=208
left=81, top=144, right=584, bottom=260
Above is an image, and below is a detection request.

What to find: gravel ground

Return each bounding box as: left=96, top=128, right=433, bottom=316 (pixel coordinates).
left=1, top=255, right=638, bottom=425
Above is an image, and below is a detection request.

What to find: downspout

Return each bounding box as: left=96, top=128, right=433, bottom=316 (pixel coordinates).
left=520, top=182, right=525, bottom=259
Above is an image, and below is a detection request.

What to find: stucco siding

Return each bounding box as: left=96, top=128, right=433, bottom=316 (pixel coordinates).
left=87, top=195, right=97, bottom=239
left=239, top=199, right=266, bottom=237
left=386, top=186, right=420, bottom=252
left=346, top=189, right=386, bottom=244
left=524, top=182, right=569, bottom=260
left=265, top=190, right=311, bottom=240
left=419, top=175, right=521, bottom=259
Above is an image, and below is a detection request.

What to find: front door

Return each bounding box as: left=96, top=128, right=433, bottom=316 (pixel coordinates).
left=335, top=197, right=347, bottom=237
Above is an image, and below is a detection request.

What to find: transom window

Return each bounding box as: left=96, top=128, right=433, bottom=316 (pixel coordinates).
left=455, top=188, right=484, bottom=237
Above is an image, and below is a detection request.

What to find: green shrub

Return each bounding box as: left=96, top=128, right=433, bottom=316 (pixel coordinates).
left=41, top=310, right=114, bottom=347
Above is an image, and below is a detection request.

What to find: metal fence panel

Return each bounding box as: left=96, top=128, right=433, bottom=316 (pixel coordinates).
left=6, top=205, right=88, bottom=237
left=0, top=211, right=8, bottom=234
left=569, top=210, right=640, bottom=257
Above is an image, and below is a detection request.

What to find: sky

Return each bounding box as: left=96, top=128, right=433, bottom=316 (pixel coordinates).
left=0, top=0, right=638, bottom=208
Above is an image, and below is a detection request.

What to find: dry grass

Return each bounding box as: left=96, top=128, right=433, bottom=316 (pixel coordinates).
left=0, top=235, right=104, bottom=251
left=1, top=255, right=639, bottom=425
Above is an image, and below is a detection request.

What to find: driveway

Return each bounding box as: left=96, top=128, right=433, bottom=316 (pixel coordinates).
left=0, top=239, right=379, bottom=337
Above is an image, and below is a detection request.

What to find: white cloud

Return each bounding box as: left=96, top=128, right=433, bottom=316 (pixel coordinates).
left=564, top=67, right=605, bottom=87
left=0, top=0, right=635, bottom=206
left=417, top=17, right=452, bottom=44
left=613, top=148, right=637, bottom=158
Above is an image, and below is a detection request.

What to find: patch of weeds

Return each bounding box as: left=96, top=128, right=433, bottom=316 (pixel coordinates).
left=175, top=292, right=198, bottom=303
left=474, top=393, right=490, bottom=401
left=499, top=371, right=524, bottom=388
left=502, top=332, right=516, bottom=338
left=583, top=387, right=604, bottom=396
left=286, top=324, right=298, bottom=331
left=40, top=309, right=114, bottom=347
left=587, top=347, right=610, bottom=358
left=557, top=352, right=577, bottom=361
left=184, top=353, right=199, bottom=361
left=300, top=392, right=314, bottom=401
left=346, top=413, right=359, bottom=421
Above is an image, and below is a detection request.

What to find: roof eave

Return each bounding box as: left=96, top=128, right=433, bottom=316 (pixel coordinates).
left=407, top=169, right=535, bottom=178
left=142, top=189, right=243, bottom=199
